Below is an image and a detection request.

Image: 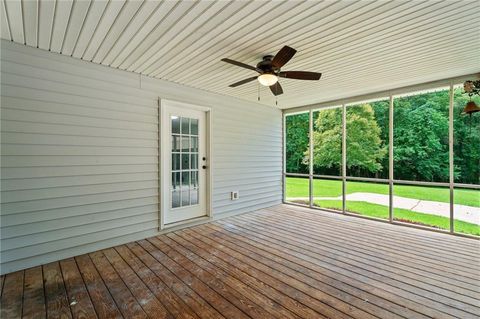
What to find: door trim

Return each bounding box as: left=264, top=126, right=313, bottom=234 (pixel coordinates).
left=158, top=98, right=212, bottom=230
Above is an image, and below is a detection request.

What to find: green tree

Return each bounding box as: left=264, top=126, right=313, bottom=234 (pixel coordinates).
left=310, top=105, right=386, bottom=175
left=311, top=108, right=342, bottom=175
left=393, top=97, right=449, bottom=182
left=453, top=89, right=480, bottom=184
left=370, top=101, right=389, bottom=178
left=286, top=88, right=478, bottom=184
left=347, top=104, right=387, bottom=176
left=285, top=113, right=309, bottom=173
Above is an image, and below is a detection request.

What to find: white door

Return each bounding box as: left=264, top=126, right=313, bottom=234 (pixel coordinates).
left=161, top=101, right=208, bottom=225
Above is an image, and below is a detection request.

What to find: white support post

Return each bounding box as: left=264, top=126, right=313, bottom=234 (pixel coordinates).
left=389, top=95, right=394, bottom=222
left=309, top=110, right=314, bottom=208
left=449, top=83, right=454, bottom=233
left=282, top=114, right=286, bottom=203
left=158, top=98, right=163, bottom=231
left=342, top=104, right=346, bottom=214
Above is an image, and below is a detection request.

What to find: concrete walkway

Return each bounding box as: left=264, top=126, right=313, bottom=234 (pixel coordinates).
left=289, top=192, right=480, bottom=225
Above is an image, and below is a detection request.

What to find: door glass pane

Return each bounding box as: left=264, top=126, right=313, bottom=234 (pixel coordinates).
left=191, top=119, right=198, bottom=135
left=172, top=116, right=180, bottom=134
left=312, top=177, right=342, bottom=212
left=172, top=190, right=181, bottom=208
left=172, top=172, right=180, bottom=189
left=182, top=189, right=190, bottom=206
left=172, top=153, right=180, bottom=171
left=181, top=154, right=189, bottom=170
left=191, top=154, right=198, bottom=169
left=172, top=171, right=180, bottom=208
left=181, top=136, right=189, bottom=152
left=172, top=136, right=180, bottom=152
left=190, top=137, right=198, bottom=152
left=171, top=116, right=200, bottom=208
left=191, top=189, right=199, bottom=205
left=191, top=171, right=198, bottom=188
left=182, top=171, right=190, bottom=186
left=181, top=171, right=190, bottom=207
left=181, top=117, right=190, bottom=134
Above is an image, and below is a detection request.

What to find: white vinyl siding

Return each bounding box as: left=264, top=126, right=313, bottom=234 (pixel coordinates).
left=0, top=40, right=282, bottom=274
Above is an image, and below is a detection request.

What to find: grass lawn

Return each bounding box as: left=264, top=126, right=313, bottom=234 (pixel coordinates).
left=304, top=200, right=480, bottom=236
left=286, top=177, right=480, bottom=207
left=286, top=177, right=480, bottom=236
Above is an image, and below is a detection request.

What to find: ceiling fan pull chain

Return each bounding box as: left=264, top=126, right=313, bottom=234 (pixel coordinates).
left=258, top=81, right=260, bottom=101
left=275, top=81, right=278, bottom=106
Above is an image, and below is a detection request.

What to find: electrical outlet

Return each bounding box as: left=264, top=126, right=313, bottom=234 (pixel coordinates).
left=231, top=191, right=239, bottom=200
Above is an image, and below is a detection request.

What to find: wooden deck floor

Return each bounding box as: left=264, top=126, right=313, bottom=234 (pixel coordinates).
left=1, top=204, right=479, bottom=319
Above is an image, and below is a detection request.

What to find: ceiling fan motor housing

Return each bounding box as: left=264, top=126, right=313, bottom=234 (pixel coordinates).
left=257, top=55, right=279, bottom=74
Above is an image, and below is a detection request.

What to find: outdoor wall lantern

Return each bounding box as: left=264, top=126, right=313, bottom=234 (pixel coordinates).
left=462, top=80, right=480, bottom=116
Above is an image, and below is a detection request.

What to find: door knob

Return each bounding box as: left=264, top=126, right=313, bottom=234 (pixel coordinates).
left=202, top=165, right=208, bottom=169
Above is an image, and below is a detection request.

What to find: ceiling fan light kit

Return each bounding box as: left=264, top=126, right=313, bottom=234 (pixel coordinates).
left=221, top=45, right=322, bottom=99
left=258, top=73, right=278, bottom=86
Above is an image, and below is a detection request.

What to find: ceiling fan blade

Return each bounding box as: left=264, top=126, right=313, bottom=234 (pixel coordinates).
left=279, top=71, right=322, bottom=80
left=221, top=58, right=257, bottom=71
left=270, top=82, right=283, bottom=96
left=228, top=76, right=258, bottom=87
left=271, top=46, right=297, bottom=68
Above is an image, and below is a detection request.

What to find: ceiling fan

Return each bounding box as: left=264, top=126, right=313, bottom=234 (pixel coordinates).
left=221, top=45, right=322, bottom=96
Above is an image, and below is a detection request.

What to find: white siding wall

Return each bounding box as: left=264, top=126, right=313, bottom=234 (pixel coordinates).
left=0, top=40, right=282, bottom=274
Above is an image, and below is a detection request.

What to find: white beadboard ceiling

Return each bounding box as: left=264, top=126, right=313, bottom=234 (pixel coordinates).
left=1, top=0, right=479, bottom=109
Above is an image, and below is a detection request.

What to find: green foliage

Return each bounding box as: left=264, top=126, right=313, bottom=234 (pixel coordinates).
left=392, top=88, right=480, bottom=183
left=310, top=105, right=387, bottom=175
left=285, top=88, right=479, bottom=183
left=346, top=104, right=387, bottom=175
left=453, top=89, right=480, bottom=184
left=311, top=108, right=342, bottom=174
left=285, top=113, right=309, bottom=174
left=393, top=92, right=450, bottom=182
left=369, top=101, right=390, bottom=178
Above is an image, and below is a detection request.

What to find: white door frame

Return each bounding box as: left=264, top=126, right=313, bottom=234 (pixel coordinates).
left=158, top=98, right=212, bottom=230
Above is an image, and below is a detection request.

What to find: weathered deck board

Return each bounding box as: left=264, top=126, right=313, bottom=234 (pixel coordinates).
left=101, top=248, right=173, bottom=319
left=0, top=271, right=23, bottom=318
left=1, top=204, right=479, bottom=319
left=75, top=254, right=122, bottom=318
left=22, top=266, right=45, bottom=319
left=43, top=262, right=72, bottom=319
left=60, top=258, right=97, bottom=319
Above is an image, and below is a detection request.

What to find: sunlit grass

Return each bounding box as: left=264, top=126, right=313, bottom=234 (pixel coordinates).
left=309, top=200, right=480, bottom=236
left=286, top=177, right=480, bottom=207
left=285, top=177, right=480, bottom=236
